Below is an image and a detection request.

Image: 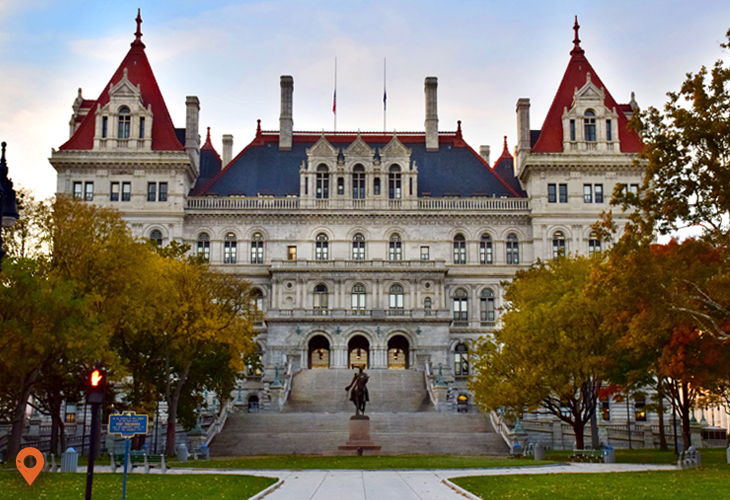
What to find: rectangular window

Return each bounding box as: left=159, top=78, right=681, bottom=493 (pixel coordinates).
left=84, top=182, right=94, bottom=202
left=304, top=178, right=308, bottom=195
left=629, top=184, right=639, bottom=195
left=635, top=398, right=647, bottom=422
left=122, top=182, right=131, bottom=202
left=147, top=182, right=157, bottom=202
left=110, top=182, right=120, bottom=201
left=594, top=184, right=604, bottom=203
left=583, top=184, right=592, bottom=203
left=337, top=177, right=344, bottom=195
left=374, top=178, right=381, bottom=195
left=139, top=117, right=145, bottom=139
left=606, top=120, right=612, bottom=141
left=288, top=246, right=297, bottom=260
left=547, top=184, right=556, bottom=203
left=570, top=120, right=576, bottom=141
left=409, top=178, right=413, bottom=196
left=420, top=246, right=430, bottom=261
left=158, top=182, right=168, bottom=202
left=102, top=116, right=108, bottom=138
left=73, top=181, right=83, bottom=200
left=559, top=184, right=568, bottom=203
left=601, top=398, right=610, bottom=421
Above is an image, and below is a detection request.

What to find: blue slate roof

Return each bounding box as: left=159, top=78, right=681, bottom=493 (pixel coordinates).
left=194, top=131, right=523, bottom=198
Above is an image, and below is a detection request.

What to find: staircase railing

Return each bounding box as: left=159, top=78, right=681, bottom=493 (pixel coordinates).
left=489, top=409, right=515, bottom=448
left=203, top=400, right=233, bottom=447
left=282, top=358, right=297, bottom=407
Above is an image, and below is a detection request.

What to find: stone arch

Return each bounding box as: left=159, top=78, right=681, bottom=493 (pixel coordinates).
left=308, top=334, right=331, bottom=369
left=387, top=334, right=410, bottom=369
left=347, top=333, right=370, bottom=369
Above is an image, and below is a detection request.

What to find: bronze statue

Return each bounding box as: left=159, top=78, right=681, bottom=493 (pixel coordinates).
left=345, top=366, right=369, bottom=415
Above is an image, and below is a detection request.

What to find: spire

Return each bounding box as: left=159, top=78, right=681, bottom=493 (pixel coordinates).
left=206, top=127, right=211, bottom=142
left=132, top=9, right=145, bottom=48
left=570, top=15, right=584, bottom=56
left=502, top=136, right=509, bottom=155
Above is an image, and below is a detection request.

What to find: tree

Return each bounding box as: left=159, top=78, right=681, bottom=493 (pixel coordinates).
left=470, top=256, right=615, bottom=450
left=621, top=29, right=730, bottom=242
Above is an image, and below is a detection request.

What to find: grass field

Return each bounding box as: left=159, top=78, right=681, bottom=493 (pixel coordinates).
left=452, top=448, right=730, bottom=500
left=0, top=471, right=277, bottom=500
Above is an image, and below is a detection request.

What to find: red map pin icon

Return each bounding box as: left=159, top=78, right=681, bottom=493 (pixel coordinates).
left=16, top=447, right=44, bottom=486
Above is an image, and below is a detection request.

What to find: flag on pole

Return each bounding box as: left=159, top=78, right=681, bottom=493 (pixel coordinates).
left=333, top=57, right=337, bottom=131
left=383, top=58, right=387, bottom=111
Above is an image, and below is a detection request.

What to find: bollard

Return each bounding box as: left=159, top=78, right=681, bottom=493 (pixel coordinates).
left=534, top=442, right=545, bottom=461
left=602, top=446, right=615, bottom=464
left=61, top=447, right=79, bottom=473
left=176, top=443, right=189, bottom=462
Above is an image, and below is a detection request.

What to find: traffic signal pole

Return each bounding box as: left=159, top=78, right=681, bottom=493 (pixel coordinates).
left=84, top=401, right=100, bottom=500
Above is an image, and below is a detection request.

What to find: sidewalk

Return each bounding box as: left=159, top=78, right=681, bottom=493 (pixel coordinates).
left=156, top=463, right=677, bottom=500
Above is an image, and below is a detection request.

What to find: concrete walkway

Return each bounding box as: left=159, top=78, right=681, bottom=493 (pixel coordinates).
left=157, top=463, right=677, bottom=500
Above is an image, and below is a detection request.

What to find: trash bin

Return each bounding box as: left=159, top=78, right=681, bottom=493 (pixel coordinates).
left=512, top=443, right=522, bottom=457
left=176, top=443, right=189, bottom=462
left=61, top=447, right=79, bottom=473
left=603, top=446, right=615, bottom=464
left=198, top=444, right=210, bottom=460
left=534, top=442, right=545, bottom=461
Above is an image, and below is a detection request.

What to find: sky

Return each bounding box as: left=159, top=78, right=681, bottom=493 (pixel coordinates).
left=1, top=0, right=730, bottom=200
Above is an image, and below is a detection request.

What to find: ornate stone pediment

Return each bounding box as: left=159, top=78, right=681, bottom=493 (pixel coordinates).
left=306, top=133, right=337, bottom=157
left=345, top=133, right=374, bottom=158
left=381, top=134, right=411, bottom=158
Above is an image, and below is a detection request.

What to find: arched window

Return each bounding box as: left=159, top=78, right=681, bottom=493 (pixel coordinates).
left=584, top=110, right=596, bottom=142
left=224, top=233, right=237, bottom=264
left=389, top=284, right=404, bottom=312
left=424, top=296, right=432, bottom=314
left=479, top=234, right=493, bottom=264
left=506, top=234, right=519, bottom=264
left=353, top=165, right=365, bottom=199
left=553, top=231, right=566, bottom=259
left=150, top=230, right=162, bottom=247
left=352, top=234, right=365, bottom=260
left=589, top=231, right=602, bottom=255
left=480, top=288, right=495, bottom=324
left=313, top=284, right=328, bottom=314
left=316, top=164, right=329, bottom=199
left=197, top=233, right=210, bottom=262
left=250, top=232, right=264, bottom=264
left=251, top=289, right=264, bottom=325
left=351, top=284, right=366, bottom=310
left=453, top=234, right=466, bottom=264
left=118, top=106, right=131, bottom=139
left=389, top=234, right=402, bottom=261
left=315, top=233, right=329, bottom=260
left=388, top=165, right=402, bottom=199
left=454, top=343, right=469, bottom=377
left=453, top=288, right=468, bottom=324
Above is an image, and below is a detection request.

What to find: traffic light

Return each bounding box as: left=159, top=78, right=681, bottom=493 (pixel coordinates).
left=87, top=368, right=107, bottom=405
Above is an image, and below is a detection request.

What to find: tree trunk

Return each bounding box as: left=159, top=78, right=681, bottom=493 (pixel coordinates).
left=164, top=362, right=192, bottom=456
left=590, top=411, right=599, bottom=449
left=656, top=382, right=668, bottom=451
left=573, top=421, right=585, bottom=450
left=7, top=372, right=38, bottom=461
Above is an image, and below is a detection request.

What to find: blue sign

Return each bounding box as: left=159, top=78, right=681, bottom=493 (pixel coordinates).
left=109, top=411, right=148, bottom=438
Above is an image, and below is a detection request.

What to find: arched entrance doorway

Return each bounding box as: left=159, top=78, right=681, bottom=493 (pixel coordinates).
left=387, top=335, right=409, bottom=369
left=248, top=395, right=259, bottom=413
left=348, top=335, right=369, bottom=369
left=308, top=335, right=330, bottom=369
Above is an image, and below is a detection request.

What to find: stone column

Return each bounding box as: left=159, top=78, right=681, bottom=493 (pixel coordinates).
left=222, top=134, right=233, bottom=167
left=279, top=76, right=293, bottom=150
left=424, top=77, right=439, bottom=151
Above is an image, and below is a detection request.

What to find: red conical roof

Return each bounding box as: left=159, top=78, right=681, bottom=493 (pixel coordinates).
left=60, top=11, right=184, bottom=152
left=531, top=18, right=642, bottom=154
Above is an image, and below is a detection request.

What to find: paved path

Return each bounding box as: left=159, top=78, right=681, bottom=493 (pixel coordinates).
left=159, top=463, right=676, bottom=500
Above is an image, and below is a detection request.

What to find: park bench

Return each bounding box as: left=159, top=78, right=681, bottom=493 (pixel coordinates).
left=509, top=443, right=524, bottom=458
left=570, top=449, right=603, bottom=463
left=111, top=450, right=167, bottom=473
left=678, top=447, right=701, bottom=469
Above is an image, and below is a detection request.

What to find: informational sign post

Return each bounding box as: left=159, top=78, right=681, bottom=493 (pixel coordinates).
left=108, top=411, right=148, bottom=500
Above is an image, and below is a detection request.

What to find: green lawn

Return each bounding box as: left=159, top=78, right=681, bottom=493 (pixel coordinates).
left=0, top=472, right=276, bottom=500
left=169, top=454, right=558, bottom=470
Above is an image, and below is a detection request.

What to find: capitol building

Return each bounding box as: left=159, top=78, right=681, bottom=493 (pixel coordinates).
left=50, top=15, right=644, bottom=418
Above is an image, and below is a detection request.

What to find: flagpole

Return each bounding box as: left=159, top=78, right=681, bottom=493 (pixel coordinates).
left=383, top=58, right=387, bottom=132
left=333, top=57, right=337, bottom=132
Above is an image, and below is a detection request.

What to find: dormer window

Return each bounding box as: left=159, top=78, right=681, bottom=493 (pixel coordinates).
left=118, top=106, right=131, bottom=139
left=139, top=117, right=145, bottom=139
left=606, top=119, right=612, bottom=142
left=102, top=117, right=108, bottom=138
left=316, top=165, right=329, bottom=199
left=584, top=110, right=596, bottom=142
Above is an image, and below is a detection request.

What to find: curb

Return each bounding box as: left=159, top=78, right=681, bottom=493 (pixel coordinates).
left=442, top=478, right=483, bottom=500
left=249, top=478, right=284, bottom=500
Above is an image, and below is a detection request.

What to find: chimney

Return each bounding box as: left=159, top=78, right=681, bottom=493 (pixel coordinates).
left=479, top=145, right=490, bottom=165
left=279, top=75, right=294, bottom=150
left=222, top=134, right=233, bottom=167
left=515, top=98, right=530, bottom=175
left=424, top=77, right=438, bottom=151
left=185, top=96, right=200, bottom=173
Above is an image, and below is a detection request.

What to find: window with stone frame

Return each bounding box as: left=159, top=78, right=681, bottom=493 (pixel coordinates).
left=110, top=181, right=120, bottom=201
left=453, top=234, right=467, bottom=264
left=389, top=234, right=402, bottom=261
left=73, top=181, right=83, bottom=200
left=424, top=296, right=432, bottom=314
left=584, top=109, right=596, bottom=142
left=388, top=165, right=402, bottom=199
left=453, top=288, right=468, bottom=324
left=150, top=230, right=163, bottom=247
left=454, top=343, right=469, bottom=377
left=197, top=233, right=210, bottom=262
left=553, top=231, right=566, bottom=259
left=224, top=233, right=237, bottom=264
left=352, top=234, right=366, bottom=260
left=588, top=231, right=602, bottom=256
left=84, top=182, right=94, bottom=202
left=316, top=165, right=329, bottom=199
left=389, top=284, right=404, bottom=313
left=251, top=289, right=264, bottom=325
left=118, top=106, right=131, bottom=139
left=315, top=233, right=329, bottom=260
left=353, top=165, right=366, bottom=199
left=506, top=234, right=519, bottom=264
left=479, top=234, right=493, bottom=264
left=121, top=182, right=131, bottom=202
left=313, top=284, right=328, bottom=314
left=250, top=233, right=264, bottom=264
left=351, top=284, right=366, bottom=310
left=480, top=288, right=495, bottom=325
left=158, top=182, right=168, bottom=202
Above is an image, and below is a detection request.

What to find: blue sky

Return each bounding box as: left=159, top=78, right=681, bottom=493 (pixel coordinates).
left=2, top=0, right=730, bottom=199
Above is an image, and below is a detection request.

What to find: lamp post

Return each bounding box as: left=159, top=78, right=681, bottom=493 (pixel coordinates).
left=0, top=142, right=20, bottom=267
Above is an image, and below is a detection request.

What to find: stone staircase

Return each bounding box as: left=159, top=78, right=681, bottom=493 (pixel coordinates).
left=282, top=369, right=433, bottom=413
left=210, top=369, right=509, bottom=456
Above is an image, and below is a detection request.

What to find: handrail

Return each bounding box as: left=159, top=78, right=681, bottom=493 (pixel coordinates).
left=282, top=359, right=298, bottom=407
left=489, top=410, right=515, bottom=449
left=203, top=400, right=232, bottom=447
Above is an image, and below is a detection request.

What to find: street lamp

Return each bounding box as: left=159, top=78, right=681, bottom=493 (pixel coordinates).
left=0, top=142, right=20, bottom=266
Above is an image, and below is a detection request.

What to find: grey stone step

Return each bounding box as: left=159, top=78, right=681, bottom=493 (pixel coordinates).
left=210, top=412, right=510, bottom=456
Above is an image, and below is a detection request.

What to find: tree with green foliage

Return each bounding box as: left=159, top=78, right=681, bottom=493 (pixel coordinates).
left=470, top=256, right=615, bottom=449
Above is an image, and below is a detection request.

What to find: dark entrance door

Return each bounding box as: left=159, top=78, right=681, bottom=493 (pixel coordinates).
left=348, top=335, right=369, bottom=369
left=308, top=335, right=330, bottom=369
left=387, top=335, right=409, bottom=369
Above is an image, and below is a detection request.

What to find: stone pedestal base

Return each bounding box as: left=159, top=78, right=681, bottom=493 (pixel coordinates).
left=338, top=416, right=381, bottom=455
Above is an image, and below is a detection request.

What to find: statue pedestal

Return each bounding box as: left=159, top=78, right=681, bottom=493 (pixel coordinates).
left=338, top=416, right=381, bottom=455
